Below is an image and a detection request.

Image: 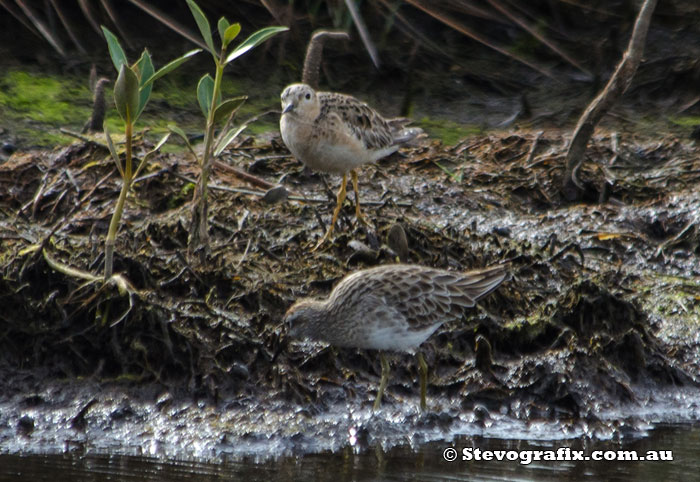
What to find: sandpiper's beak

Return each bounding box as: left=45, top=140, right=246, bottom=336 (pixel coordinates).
left=282, top=103, right=294, bottom=114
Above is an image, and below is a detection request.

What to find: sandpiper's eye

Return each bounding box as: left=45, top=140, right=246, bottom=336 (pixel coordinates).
left=305, top=93, right=311, bottom=100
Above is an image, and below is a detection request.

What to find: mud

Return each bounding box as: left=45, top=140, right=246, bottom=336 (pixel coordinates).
left=1, top=128, right=699, bottom=459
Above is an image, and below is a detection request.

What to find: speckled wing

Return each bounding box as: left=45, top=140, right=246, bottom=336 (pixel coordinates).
left=328, top=264, right=508, bottom=331
left=316, top=92, right=395, bottom=151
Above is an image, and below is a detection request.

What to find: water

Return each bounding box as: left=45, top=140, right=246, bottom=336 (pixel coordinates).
left=1, top=423, right=698, bottom=481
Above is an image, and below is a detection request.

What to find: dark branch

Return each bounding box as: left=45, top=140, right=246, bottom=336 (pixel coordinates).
left=562, top=0, right=658, bottom=201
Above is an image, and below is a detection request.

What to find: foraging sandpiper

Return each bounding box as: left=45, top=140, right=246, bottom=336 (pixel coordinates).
left=284, top=263, right=508, bottom=411
left=280, top=83, right=422, bottom=249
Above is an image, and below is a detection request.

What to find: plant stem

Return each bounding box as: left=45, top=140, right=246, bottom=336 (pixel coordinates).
left=189, top=56, right=225, bottom=257
left=104, top=121, right=133, bottom=280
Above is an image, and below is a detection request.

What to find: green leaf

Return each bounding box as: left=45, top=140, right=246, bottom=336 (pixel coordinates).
left=114, top=64, right=140, bottom=123
left=217, top=17, right=230, bottom=44
left=225, top=26, right=288, bottom=64
left=134, top=132, right=171, bottom=179
left=212, top=96, right=247, bottom=124
left=223, top=23, right=241, bottom=48
left=186, top=0, right=215, bottom=55
left=168, top=124, right=198, bottom=161
left=101, top=26, right=128, bottom=71
left=134, top=50, right=154, bottom=85
left=142, top=49, right=201, bottom=88
left=134, top=50, right=154, bottom=119
left=103, top=122, right=124, bottom=178
left=167, top=124, right=189, bottom=143
left=196, top=74, right=215, bottom=117
left=214, top=124, right=247, bottom=157
left=152, top=131, right=171, bottom=152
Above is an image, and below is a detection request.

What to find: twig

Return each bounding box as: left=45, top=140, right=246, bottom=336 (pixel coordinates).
left=43, top=248, right=100, bottom=282
left=524, top=131, right=543, bottom=165
left=609, top=132, right=620, bottom=166
left=235, top=237, right=252, bottom=270
left=214, top=160, right=277, bottom=190
left=403, top=0, right=553, bottom=79
left=100, top=0, right=135, bottom=50
left=76, top=0, right=101, bottom=35
left=549, top=242, right=585, bottom=266
left=48, top=0, right=87, bottom=53
left=21, top=170, right=50, bottom=217
left=35, top=168, right=116, bottom=252
left=59, top=128, right=109, bottom=149
left=562, top=0, right=658, bottom=200
left=168, top=169, right=412, bottom=206
left=125, top=0, right=206, bottom=50
left=344, top=0, right=379, bottom=68
left=654, top=218, right=697, bottom=257
left=132, top=167, right=170, bottom=185
left=15, top=0, right=66, bottom=56
left=486, top=0, right=590, bottom=76
left=64, top=169, right=80, bottom=193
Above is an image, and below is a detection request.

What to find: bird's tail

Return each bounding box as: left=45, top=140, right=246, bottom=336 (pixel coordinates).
left=458, top=264, right=510, bottom=302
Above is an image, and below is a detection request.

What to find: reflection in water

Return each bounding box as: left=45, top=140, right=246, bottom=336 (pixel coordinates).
left=1, top=423, right=698, bottom=481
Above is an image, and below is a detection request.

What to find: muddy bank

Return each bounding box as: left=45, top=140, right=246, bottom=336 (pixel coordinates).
left=1, top=128, right=699, bottom=457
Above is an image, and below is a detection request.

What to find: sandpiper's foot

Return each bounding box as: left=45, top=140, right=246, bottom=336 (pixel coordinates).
left=373, top=353, right=391, bottom=411
left=311, top=228, right=334, bottom=252
left=355, top=210, right=371, bottom=227
left=417, top=352, right=428, bottom=412
left=349, top=170, right=370, bottom=227
left=311, top=173, right=347, bottom=251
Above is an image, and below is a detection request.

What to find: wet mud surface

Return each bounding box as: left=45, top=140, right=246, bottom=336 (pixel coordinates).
left=1, top=128, right=700, bottom=459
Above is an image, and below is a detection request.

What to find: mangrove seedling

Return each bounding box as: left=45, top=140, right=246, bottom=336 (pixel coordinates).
left=101, top=26, right=200, bottom=280
left=176, top=0, right=287, bottom=258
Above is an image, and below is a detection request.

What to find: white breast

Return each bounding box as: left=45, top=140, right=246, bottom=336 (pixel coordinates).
left=361, top=322, right=443, bottom=352
left=280, top=113, right=398, bottom=175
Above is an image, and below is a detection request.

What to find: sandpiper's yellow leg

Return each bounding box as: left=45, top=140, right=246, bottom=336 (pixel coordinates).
left=350, top=170, right=369, bottom=226
left=313, top=173, right=348, bottom=251
left=373, top=352, right=390, bottom=411
left=417, top=352, right=428, bottom=412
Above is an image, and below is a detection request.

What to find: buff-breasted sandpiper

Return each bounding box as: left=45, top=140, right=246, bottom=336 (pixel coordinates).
left=280, top=83, right=422, bottom=249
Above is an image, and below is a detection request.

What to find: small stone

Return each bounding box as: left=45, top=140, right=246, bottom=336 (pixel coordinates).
left=473, top=404, right=491, bottom=421
left=386, top=223, right=409, bottom=261
left=493, top=226, right=511, bottom=237
left=262, top=185, right=289, bottom=204
left=17, top=415, right=34, bottom=435
left=347, top=239, right=378, bottom=264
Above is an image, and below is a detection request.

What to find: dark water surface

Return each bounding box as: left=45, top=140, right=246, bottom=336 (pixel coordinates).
left=1, top=423, right=698, bottom=481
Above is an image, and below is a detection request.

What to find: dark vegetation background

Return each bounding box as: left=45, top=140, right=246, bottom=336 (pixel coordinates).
left=1, top=0, right=699, bottom=108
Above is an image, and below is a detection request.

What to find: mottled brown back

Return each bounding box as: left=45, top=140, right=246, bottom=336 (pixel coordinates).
left=316, top=92, right=395, bottom=151
left=326, top=264, right=508, bottom=331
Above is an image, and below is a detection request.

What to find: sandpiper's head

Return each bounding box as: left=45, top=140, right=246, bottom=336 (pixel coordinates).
left=283, top=298, right=326, bottom=340
left=280, top=83, right=319, bottom=117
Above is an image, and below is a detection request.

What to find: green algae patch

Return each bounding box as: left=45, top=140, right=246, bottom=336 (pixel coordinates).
left=0, top=68, right=281, bottom=149
left=0, top=70, right=90, bottom=124
left=0, top=70, right=92, bottom=146
left=418, top=117, right=481, bottom=146
left=669, top=116, right=700, bottom=127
